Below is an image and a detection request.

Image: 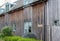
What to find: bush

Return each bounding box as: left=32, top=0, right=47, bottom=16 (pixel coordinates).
left=0, top=33, right=4, bottom=38
left=18, top=38, right=41, bottom=41
left=1, top=26, right=13, bottom=36
left=23, top=33, right=37, bottom=39
left=4, top=36, right=42, bottom=41
left=4, top=36, right=21, bottom=41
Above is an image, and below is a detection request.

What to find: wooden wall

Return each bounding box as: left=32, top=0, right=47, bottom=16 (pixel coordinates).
left=45, top=0, right=60, bottom=41
left=0, top=3, right=44, bottom=40
left=0, top=16, right=5, bottom=31
left=8, top=10, right=24, bottom=36
left=32, top=3, right=44, bottom=39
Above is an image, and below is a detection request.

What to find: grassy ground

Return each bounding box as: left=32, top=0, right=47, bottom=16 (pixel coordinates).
left=0, top=36, right=42, bottom=41
left=0, top=39, right=4, bottom=41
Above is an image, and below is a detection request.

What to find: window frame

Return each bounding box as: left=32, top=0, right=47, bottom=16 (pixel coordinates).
left=12, top=23, right=16, bottom=32
left=24, top=21, right=32, bottom=33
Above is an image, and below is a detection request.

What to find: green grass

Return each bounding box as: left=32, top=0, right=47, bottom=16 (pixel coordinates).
left=0, top=39, right=4, bottom=41
left=0, top=36, right=42, bottom=41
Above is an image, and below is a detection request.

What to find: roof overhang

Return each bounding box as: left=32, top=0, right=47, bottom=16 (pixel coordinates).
left=8, top=0, right=47, bottom=13
left=0, top=0, right=48, bottom=16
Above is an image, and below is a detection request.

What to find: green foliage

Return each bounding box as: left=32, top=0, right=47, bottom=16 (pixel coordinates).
left=4, top=36, right=21, bottom=41
left=24, top=33, right=37, bottom=39
left=0, top=33, right=4, bottom=38
left=1, top=26, right=13, bottom=36
left=18, top=38, right=41, bottom=41
left=0, top=26, right=42, bottom=41
left=4, top=36, right=42, bottom=41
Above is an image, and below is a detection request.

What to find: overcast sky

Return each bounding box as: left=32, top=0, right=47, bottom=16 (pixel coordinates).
left=0, top=0, right=17, bottom=6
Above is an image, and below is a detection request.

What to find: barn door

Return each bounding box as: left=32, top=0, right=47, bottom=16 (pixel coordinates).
left=23, top=7, right=32, bottom=34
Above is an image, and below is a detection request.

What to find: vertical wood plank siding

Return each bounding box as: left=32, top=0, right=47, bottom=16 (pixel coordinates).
left=0, top=3, right=44, bottom=40
left=45, top=0, right=60, bottom=41
left=0, top=16, right=5, bottom=31
left=32, top=3, right=44, bottom=39
left=8, top=10, right=24, bottom=36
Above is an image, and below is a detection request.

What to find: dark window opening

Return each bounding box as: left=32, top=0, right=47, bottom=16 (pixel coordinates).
left=11, top=4, right=14, bottom=7
left=54, top=20, right=59, bottom=26
left=29, top=26, right=31, bottom=32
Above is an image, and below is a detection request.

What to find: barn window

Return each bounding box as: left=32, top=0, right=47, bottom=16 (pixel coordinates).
left=24, top=0, right=33, bottom=5
left=5, top=2, right=9, bottom=12
left=54, top=20, right=59, bottom=26
left=13, top=23, right=16, bottom=31
left=10, top=4, right=14, bottom=7
left=24, top=21, right=32, bottom=33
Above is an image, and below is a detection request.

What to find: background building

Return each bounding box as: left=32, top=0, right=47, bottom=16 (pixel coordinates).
left=0, top=0, right=60, bottom=41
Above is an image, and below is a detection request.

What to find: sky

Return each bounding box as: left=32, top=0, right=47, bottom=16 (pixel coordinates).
left=0, top=0, right=17, bottom=6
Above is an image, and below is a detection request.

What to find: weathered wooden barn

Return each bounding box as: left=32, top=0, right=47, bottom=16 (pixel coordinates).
left=0, top=0, right=47, bottom=41
left=0, top=0, right=60, bottom=41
